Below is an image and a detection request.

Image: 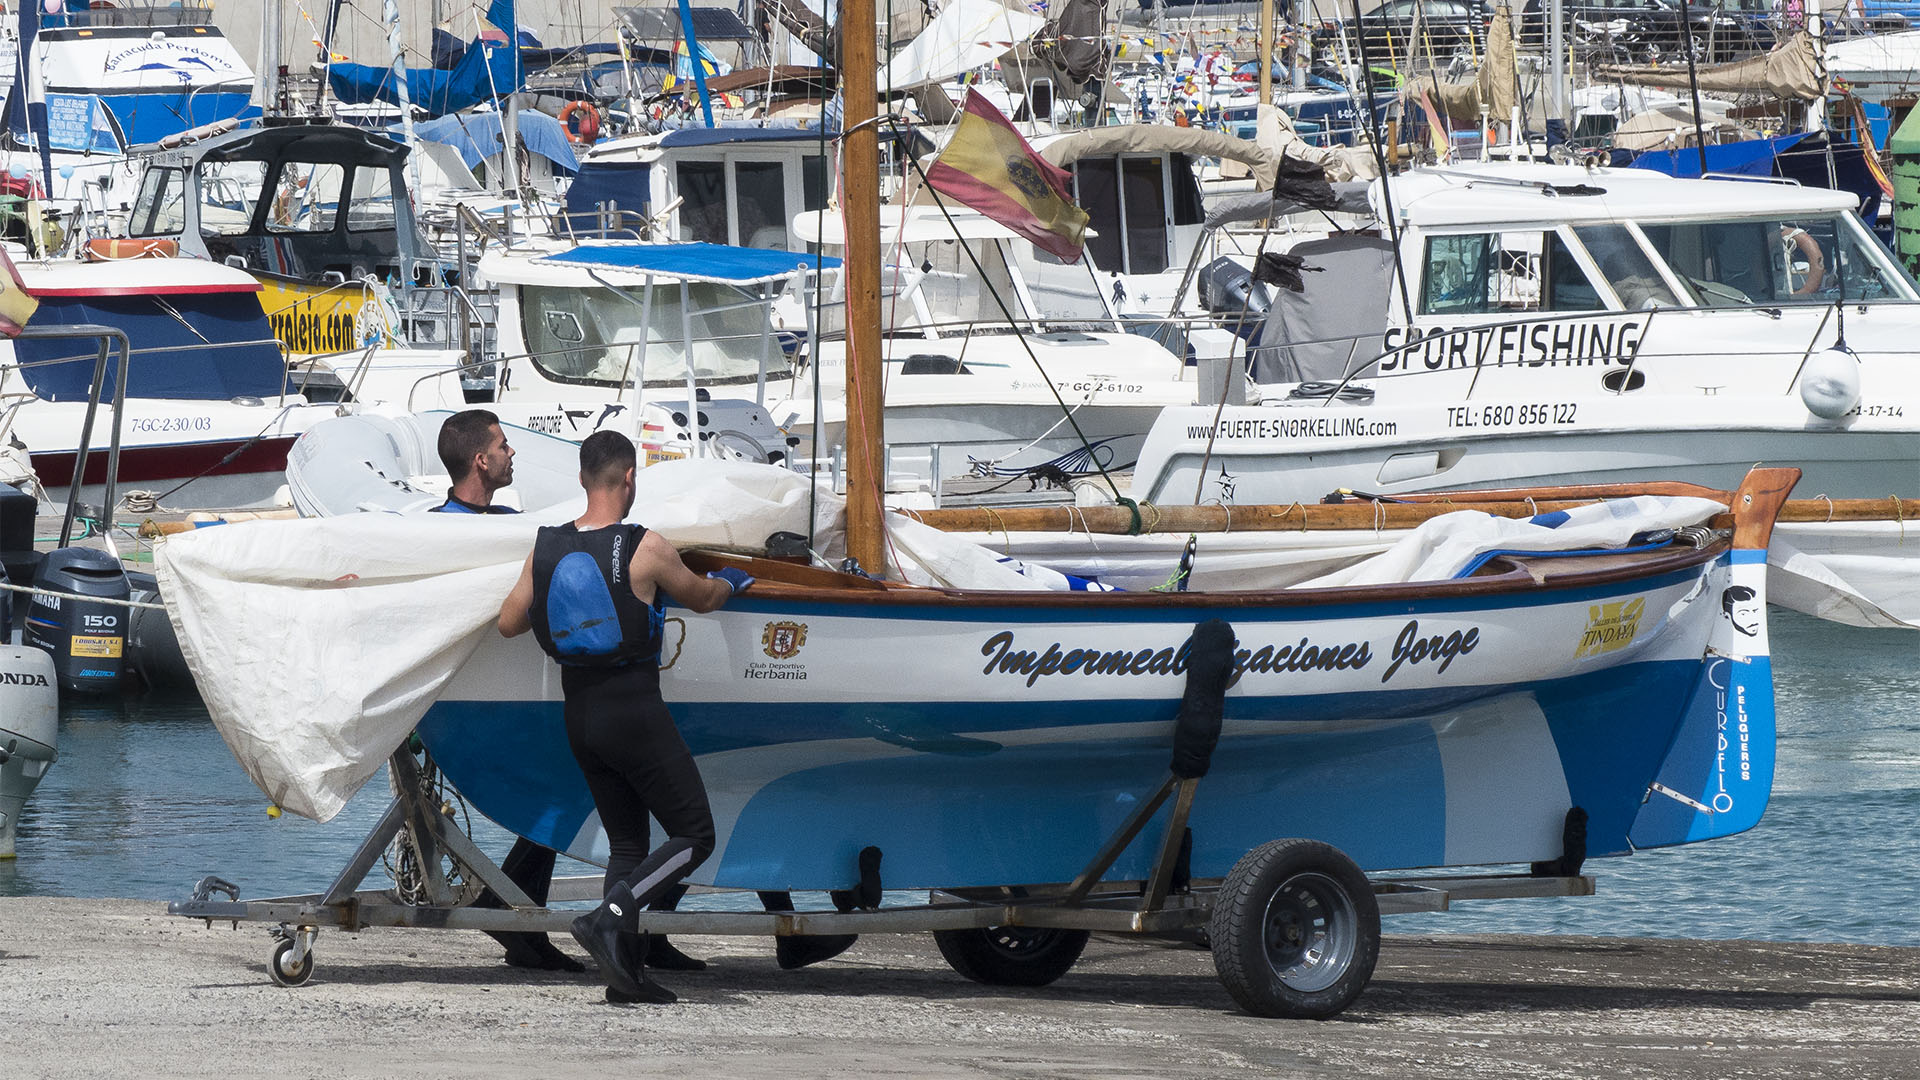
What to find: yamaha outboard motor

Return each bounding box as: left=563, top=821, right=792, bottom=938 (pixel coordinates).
left=0, top=641, right=57, bottom=857
left=26, top=547, right=130, bottom=695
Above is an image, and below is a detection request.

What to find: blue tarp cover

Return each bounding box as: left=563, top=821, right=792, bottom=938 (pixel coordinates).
left=538, top=242, right=840, bottom=284
left=406, top=110, right=579, bottom=172
left=326, top=0, right=524, bottom=119
left=657, top=126, right=834, bottom=148
left=558, top=160, right=650, bottom=237
left=1630, top=132, right=1815, bottom=179
left=17, top=293, right=290, bottom=402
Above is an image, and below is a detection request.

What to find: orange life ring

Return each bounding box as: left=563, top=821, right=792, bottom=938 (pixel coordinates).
left=560, top=101, right=601, bottom=145
left=83, top=237, right=179, bottom=261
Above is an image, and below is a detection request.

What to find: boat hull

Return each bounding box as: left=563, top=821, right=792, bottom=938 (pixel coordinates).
left=419, top=551, right=1770, bottom=891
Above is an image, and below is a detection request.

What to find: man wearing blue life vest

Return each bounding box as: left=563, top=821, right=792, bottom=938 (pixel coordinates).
left=430, top=409, right=588, bottom=974
left=497, top=430, right=753, bottom=1005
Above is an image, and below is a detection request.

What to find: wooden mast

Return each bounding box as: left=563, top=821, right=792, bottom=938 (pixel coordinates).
left=841, top=0, right=887, bottom=574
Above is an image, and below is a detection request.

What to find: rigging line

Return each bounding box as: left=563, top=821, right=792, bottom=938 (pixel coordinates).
left=884, top=115, right=1128, bottom=508
left=1345, top=0, right=1414, bottom=325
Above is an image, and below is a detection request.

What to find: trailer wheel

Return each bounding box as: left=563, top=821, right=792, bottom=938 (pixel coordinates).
left=933, top=926, right=1091, bottom=987
left=1209, top=838, right=1378, bottom=1019
left=268, top=936, right=315, bottom=987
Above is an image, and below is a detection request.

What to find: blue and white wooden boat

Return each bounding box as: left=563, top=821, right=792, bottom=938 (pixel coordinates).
left=416, top=469, right=1794, bottom=892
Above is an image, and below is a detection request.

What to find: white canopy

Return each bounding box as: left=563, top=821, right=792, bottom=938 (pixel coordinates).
left=877, top=0, right=1046, bottom=92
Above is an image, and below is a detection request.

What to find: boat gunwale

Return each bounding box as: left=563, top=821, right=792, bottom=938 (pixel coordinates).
left=684, top=540, right=1726, bottom=612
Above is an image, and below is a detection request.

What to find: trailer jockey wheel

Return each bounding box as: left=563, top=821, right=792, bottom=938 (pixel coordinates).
left=1209, top=838, right=1379, bottom=1020
left=932, top=925, right=1091, bottom=988
left=267, top=925, right=317, bottom=987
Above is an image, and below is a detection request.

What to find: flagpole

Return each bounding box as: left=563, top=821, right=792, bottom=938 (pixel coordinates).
left=842, top=0, right=886, bottom=574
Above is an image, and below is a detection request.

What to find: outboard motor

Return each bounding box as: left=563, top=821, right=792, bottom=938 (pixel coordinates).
left=127, top=570, right=194, bottom=693
left=0, top=641, right=57, bottom=857
left=0, top=481, right=35, bottom=641
left=1197, top=256, right=1272, bottom=342
left=25, top=547, right=130, bottom=695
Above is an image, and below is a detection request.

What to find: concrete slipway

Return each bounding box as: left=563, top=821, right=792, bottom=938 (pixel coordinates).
left=2, top=897, right=1917, bottom=1079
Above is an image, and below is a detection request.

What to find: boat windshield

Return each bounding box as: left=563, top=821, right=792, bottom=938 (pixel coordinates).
left=520, top=282, right=774, bottom=387
left=1635, top=214, right=1915, bottom=306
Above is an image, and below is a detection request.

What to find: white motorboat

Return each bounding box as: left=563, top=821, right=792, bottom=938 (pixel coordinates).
left=1132, top=164, right=1920, bottom=506
left=478, top=235, right=1207, bottom=488
left=1, top=256, right=344, bottom=509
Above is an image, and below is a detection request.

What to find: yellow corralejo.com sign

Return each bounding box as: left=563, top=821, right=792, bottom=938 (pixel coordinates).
left=257, top=278, right=397, bottom=353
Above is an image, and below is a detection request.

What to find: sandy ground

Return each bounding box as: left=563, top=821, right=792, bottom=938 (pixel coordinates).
left=3, top=896, right=1918, bottom=1079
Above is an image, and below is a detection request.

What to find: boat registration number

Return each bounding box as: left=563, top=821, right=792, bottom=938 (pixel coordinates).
left=130, top=417, right=215, bottom=434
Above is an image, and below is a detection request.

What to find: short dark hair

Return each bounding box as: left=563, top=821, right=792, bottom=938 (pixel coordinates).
left=437, top=409, right=501, bottom=482
left=1721, top=584, right=1758, bottom=614
left=579, top=430, right=637, bottom=488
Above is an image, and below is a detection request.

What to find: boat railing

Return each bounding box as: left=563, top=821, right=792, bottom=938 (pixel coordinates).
left=1112, top=297, right=1920, bottom=401
left=57, top=1, right=215, bottom=28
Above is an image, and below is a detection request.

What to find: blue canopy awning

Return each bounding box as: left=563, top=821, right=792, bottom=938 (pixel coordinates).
left=1629, top=132, right=1816, bottom=179
left=405, top=110, right=578, bottom=173
left=538, top=242, right=840, bottom=285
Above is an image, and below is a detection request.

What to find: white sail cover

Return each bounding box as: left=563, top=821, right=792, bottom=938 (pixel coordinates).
left=878, top=0, right=1046, bottom=92
left=157, top=460, right=847, bottom=822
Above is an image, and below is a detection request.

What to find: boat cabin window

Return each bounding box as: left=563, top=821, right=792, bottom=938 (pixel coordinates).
left=347, top=166, right=398, bottom=232
left=1639, top=215, right=1913, bottom=305
left=1071, top=155, right=1200, bottom=275
left=673, top=153, right=828, bottom=250
left=520, top=282, right=772, bottom=388
left=1421, top=230, right=1612, bottom=315
left=676, top=160, right=727, bottom=245
left=199, top=161, right=267, bottom=236
left=734, top=161, right=788, bottom=250
left=1573, top=224, right=1679, bottom=309
left=267, top=162, right=347, bottom=234
left=129, top=166, right=188, bottom=237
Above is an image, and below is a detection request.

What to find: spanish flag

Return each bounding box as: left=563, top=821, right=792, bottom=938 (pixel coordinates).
left=925, top=89, right=1088, bottom=263
left=0, top=244, right=38, bottom=338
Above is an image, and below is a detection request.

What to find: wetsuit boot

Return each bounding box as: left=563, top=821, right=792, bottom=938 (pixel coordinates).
left=759, top=890, right=859, bottom=970
left=570, top=893, right=647, bottom=999
left=605, top=933, right=678, bottom=1005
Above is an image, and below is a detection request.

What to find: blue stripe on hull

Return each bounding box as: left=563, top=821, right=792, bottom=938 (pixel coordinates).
left=417, top=656, right=1706, bottom=889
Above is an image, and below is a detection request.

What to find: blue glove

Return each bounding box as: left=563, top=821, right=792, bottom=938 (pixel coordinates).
left=707, top=567, right=755, bottom=596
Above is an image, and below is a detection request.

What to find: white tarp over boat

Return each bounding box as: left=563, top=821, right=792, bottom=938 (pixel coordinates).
left=158, top=458, right=1743, bottom=822
left=877, top=0, right=1046, bottom=92
left=1769, top=521, right=1920, bottom=630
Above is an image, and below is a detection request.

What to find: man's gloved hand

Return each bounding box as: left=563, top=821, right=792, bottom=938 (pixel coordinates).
left=706, top=567, right=756, bottom=596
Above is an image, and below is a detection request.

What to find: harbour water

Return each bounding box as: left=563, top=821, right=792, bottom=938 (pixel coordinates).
left=4, top=611, right=1915, bottom=946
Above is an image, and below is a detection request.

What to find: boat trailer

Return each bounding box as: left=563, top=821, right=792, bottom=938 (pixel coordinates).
left=169, top=621, right=1596, bottom=1019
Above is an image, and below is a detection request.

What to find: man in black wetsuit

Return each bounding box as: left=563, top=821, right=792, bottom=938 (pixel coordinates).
left=497, top=430, right=752, bottom=1004
left=429, top=410, right=588, bottom=972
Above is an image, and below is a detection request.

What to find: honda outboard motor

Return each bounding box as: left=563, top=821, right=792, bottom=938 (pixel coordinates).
left=26, top=547, right=129, bottom=694
left=0, top=642, right=57, bottom=857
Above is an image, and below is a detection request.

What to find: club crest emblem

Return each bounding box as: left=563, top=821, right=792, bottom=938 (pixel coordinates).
left=761, top=621, right=808, bottom=659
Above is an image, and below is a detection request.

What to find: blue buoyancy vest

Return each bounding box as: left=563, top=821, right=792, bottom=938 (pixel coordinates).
left=428, top=495, right=519, bottom=514
left=529, top=523, right=664, bottom=667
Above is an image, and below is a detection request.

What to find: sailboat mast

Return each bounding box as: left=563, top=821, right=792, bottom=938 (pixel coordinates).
left=841, top=0, right=886, bottom=574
